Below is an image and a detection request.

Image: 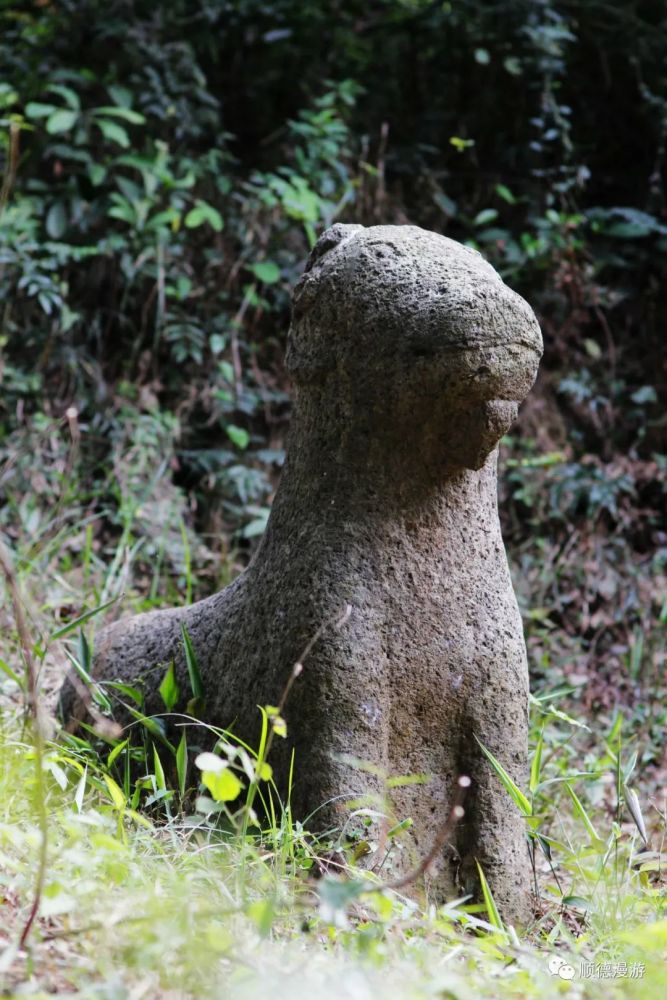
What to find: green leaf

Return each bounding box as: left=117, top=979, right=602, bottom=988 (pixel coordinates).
left=536, top=833, right=553, bottom=861
left=270, top=714, right=286, bottom=738
left=283, top=181, right=320, bottom=223
left=387, top=817, right=413, bottom=838
left=104, top=774, right=127, bottom=811
left=46, top=109, right=78, bottom=134
left=176, top=731, right=188, bottom=798
left=247, top=261, right=281, bottom=284
left=495, top=183, right=516, bottom=204
left=562, top=895, right=593, bottom=912
left=74, top=766, right=87, bottom=813
left=146, top=209, right=180, bottom=231
left=78, top=629, right=92, bottom=676
left=108, top=201, right=136, bottom=225
left=385, top=773, right=431, bottom=788
left=474, top=736, right=532, bottom=816
left=0, top=657, right=23, bottom=687
left=0, top=83, right=18, bottom=110
left=181, top=625, right=204, bottom=701
left=104, top=680, right=144, bottom=706
left=473, top=208, right=498, bottom=227
left=449, top=136, right=475, bottom=152
left=51, top=595, right=120, bottom=640
left=25, top=102, right=57, bottom=119
left=503, top=56, right=522, bottom=76
left=226, top=425, right=249, bottom=450
left=94, top=106, right=145, bottom=124
left=46, top=84, right=80, bottom=110
left=46, top=202, right=67, bottom=239
left=607, top=221, right=652, bottom=238
left=153, top=744, right=166, bottom=791
left=318, top=876, right=366, bottom=918
left=546, top=707, right=590, bottom=730
left=433, top=191, right=458, bottom=217
left=107, top=738, right=129, bottom=768
left=88, top=163, right=107, bottom=187
left=95, top=118, right=130, bottom=147
left=126, top=707, right=175, bottom=753
left=584, top=338, right=602, bottom=359
left=475, top=860, right=505, bottom=932
left=529, top=729, right=543, bottom=794
left=631, top=385, right=657, bottom=405
left=257, top=761, right=273, bottom=782
left=186, top=696, right=205, bottom=718
left=195, top=752, right=223, bottom=771
left=195, top=751, right=243, bottom=801
left=624, top=784, right=648, bottom=845
left=184, top=200, right=223, bottom=232
left=158, top=661, right=180, bottom=712
left=108, top=85, right=133, bottom=108
left=247, top=898, right=275, bottom=938
left=44, top=758, right=68, bottom=791
left=565, top=784, right=602, bottom=846
left=242, top=513, right=269, bottom=539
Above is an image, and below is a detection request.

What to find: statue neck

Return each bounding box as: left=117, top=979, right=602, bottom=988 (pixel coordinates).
left=257, top=393, right=502, bottom=556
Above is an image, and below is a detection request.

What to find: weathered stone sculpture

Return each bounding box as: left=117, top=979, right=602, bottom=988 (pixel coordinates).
left=60, top=224, right=542, bottom=922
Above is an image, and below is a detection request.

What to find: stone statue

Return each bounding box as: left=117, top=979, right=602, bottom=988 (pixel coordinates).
left=60, top=223, right=543, bottom=923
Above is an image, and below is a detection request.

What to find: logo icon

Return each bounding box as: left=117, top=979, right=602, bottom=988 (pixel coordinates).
left=548, top=955, right=576, bottom=981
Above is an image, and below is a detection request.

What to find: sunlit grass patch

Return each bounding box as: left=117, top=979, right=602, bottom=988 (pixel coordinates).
left=1, top=685, right=666, bottom=999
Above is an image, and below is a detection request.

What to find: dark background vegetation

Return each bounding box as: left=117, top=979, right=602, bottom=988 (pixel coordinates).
left=1, top=1, right=665, bottom=753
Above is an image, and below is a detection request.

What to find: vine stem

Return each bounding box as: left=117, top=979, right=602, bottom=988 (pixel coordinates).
left=378, top=775, right=470, bottom=892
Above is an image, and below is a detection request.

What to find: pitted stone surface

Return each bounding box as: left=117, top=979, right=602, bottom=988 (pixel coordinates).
left=60, top=223, right=543, bottom=923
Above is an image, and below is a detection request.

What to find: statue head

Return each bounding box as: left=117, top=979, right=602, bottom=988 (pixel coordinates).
left=287, top=223, right=542, bottom=470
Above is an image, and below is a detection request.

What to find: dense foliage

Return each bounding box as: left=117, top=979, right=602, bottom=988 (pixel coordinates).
left=1, top=0, right=665, bottom=703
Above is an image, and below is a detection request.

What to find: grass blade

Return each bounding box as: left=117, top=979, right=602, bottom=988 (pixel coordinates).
left=529, top=728, right=543, bottom=794
left=474, top=735, right=532, bottom=816
left=126, top=706, right=175, bottom=753
left=107, top=738, right=128, bottom=768
left=153, top=744, right=166, bottom=791
left=104, top=773, right=127, bottom=811
left=51, top=595, right=121, bottom=640
left=624, top=784, right=648, bottom=845
left=179, top=518, right=192, bottom=606
left=181, top=624, right=203, bottom=701
left=0, top=657, right=24, bottom=688
left=475, top=860, right=505, bottom=933
left=158, top=661, right=180, bottom=712
left=565, top=783, right=602, bottom=846
left=74, top=765, right=87, bottom=813
left=176, top=730, right=188, bottom=798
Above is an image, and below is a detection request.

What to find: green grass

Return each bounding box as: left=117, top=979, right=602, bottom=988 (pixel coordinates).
left=1, top=442, right=666, bottom=998
left=1, top=700, right=665, bottom=999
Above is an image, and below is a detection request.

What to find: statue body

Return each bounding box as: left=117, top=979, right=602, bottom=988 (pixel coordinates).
left=61, top=224, right=543, bottom=923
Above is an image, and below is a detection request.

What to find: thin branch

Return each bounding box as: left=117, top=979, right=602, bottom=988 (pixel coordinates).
left=277, top=603, right=353, bottom=718
left=254, top=604, right=353, bottom=797
left=379, top=775, right=471, bottom=893
left=230, top=284, right=255, bottom=398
